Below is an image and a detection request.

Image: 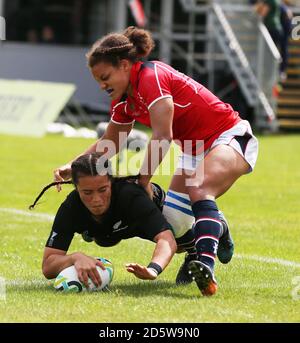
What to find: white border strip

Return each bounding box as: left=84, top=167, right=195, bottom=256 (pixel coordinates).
left=174, top=102, right=191, bottom=108
left=154, top=64, right=164, bottom=96
left=110, top=118, right=135, bottom=125
left=148, top=95, right=172, bottom=110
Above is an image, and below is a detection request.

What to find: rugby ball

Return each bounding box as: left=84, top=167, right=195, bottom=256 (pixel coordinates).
left=54, top=257, right=114, bottom=292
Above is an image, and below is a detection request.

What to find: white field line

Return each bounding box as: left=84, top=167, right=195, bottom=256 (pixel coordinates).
left=0, top=207, right=54, bottom=221
left=1, top=207, right=300, bottom=269
left=3, top=279, right=279, bottom=289
left=235, top=254, right=300, bottom=269
left=6, top=280, right=50, bottom=287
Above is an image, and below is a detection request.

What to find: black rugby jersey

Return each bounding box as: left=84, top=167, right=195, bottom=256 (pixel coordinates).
left=46, top=180, right=172, bottom=251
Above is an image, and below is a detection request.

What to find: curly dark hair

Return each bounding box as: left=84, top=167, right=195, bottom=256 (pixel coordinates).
left=86, top=26, right=155, bottom=67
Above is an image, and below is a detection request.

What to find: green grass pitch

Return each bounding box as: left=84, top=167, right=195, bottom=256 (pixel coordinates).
left=0, top=133, right=299, bottom=322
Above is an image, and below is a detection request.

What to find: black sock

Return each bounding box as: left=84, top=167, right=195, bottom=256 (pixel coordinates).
left=192, top=200, right=222, bottom=271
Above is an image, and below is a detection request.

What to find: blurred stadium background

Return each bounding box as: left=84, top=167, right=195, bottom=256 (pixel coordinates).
left=1, top=0, right=300, bottom=132
left=0, top=0, right=300, bottom=324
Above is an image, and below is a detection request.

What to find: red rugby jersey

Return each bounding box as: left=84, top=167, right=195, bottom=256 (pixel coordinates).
left=110, top=61, right=241, bottom=154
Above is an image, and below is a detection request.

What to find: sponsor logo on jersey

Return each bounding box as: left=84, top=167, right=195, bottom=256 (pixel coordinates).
left=112, top=220, right=129, bottom=232
left=48, top=231, right=58, bottom=247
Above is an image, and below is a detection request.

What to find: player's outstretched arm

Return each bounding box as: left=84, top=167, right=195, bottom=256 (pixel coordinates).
left=126, top=230, right=177, bottom=280
left=138, top=98, right=174, bottom=195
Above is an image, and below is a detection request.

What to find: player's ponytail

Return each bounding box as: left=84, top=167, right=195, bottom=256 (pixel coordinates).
left=123, top=26, right=155, bottom=59
left=29, top=181, right=72, bottom=210
left=29, top=153, right=113, bottom=210
left=86, top=26, right=154, bottom=67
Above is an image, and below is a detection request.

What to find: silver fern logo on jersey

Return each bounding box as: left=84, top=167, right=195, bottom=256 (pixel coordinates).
left=0, top=16, right=5, bottom=40
left=48, top=231, right=58, bottom=247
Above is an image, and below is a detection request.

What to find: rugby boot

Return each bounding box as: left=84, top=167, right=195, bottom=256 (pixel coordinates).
left=175, top=253, right=197, bottom=285
left=217, top=211, right=234, bottom=264
left=188, top=260, right=218, bottom=296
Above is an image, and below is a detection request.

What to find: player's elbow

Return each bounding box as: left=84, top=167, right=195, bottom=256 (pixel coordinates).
left=42, top=261, right=57, bottom=280
left=42, top=266, right=53, bottom=280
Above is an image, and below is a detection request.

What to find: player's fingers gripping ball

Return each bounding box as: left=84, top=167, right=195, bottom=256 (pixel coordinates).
left=54, top=257, right=114, bottom=292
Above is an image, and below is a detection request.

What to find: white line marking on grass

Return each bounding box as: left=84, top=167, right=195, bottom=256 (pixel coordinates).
left=235, top=254, right=300, bottom=269
left=2, top=207, right=300, bottom=269
left=6, top=280, right=50, bottom=287
left=0, top=208, right=54, bottom=221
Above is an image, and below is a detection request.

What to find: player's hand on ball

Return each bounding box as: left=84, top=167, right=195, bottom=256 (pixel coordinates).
left=73, top=253, right=106, bottom=288
left=53, top=163, right=72, bottom=191
left=54, top=257, right=114, bottom=292
left=125, top=263, right=157, bottom=280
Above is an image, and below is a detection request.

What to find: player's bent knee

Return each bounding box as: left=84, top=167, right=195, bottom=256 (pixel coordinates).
left=187, top=184, right=216, bottom=202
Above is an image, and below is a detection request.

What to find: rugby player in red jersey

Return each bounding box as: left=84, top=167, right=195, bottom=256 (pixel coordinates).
left=54, top=27, right=258, bottom=296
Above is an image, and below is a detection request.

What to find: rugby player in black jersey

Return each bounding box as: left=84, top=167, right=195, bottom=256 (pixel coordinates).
left=30, top=153, right=177, bottom=288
